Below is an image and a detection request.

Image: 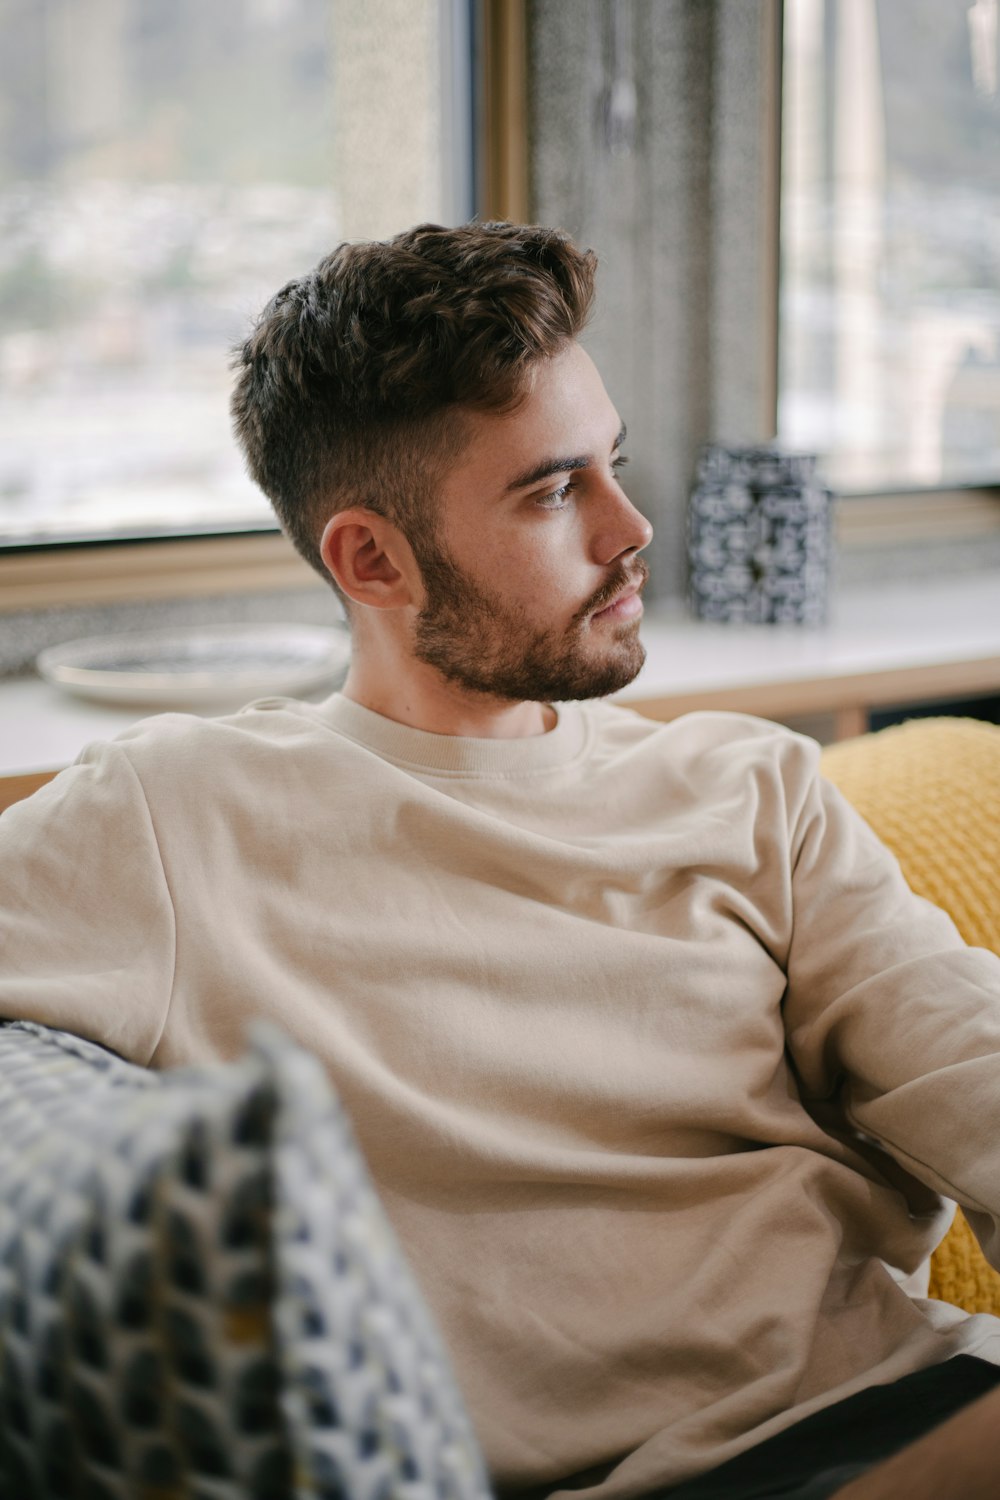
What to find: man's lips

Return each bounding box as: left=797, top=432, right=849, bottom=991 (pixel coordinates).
left=591, top=578, right=645, bottom=621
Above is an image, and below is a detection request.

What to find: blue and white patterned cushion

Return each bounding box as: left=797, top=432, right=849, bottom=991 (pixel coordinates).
left=0, top=1021, right=490, bottom=1500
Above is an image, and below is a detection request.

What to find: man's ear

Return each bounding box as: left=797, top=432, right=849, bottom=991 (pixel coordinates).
left=320, top=508, right=421, bottom=610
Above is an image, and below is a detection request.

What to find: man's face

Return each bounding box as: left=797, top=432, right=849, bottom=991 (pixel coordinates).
left=408, top=341, right=653, bottom=704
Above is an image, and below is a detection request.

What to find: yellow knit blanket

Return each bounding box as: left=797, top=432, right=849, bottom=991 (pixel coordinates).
left=821, top=716, right=1000, bottom=1313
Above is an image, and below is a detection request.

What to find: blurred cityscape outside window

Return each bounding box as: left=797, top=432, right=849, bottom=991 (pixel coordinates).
left=779, top=0, right=1000, bottom=493
left=0, top=0, right=472, bottom=546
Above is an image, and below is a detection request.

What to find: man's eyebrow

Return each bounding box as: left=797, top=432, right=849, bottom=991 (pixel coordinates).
left=504, top=423, right=628, bottom=493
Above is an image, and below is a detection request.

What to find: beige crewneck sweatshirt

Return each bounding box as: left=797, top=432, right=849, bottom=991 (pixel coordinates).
left=3, top=694, right=1000, bottom=1496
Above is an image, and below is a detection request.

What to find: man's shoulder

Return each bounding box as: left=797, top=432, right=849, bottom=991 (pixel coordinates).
left=109, top=693, right=331, bottom=754
left=591, top=700, right=819, bottom=764
left=64, top=694, right=343, bottom=800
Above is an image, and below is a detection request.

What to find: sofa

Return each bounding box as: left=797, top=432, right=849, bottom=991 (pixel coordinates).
left=0, top=714, right=997, bottom=1497
left=821, top=715, right=1000, bottom=1312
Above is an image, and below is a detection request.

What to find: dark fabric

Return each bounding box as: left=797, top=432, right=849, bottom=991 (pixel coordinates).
left=656, top=1356, right=1000, bottom=1500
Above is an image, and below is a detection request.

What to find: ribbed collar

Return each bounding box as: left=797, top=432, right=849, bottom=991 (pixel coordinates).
left=317, top=693, right=589, bottom=778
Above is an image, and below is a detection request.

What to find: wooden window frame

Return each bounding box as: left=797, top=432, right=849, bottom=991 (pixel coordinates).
left=475, top=0, right=529, bottom=223
left=0, top=531, right=320, bottom=616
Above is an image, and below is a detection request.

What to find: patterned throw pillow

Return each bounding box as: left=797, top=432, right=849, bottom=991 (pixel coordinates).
left=0, top=1022, right=490, bottom=1500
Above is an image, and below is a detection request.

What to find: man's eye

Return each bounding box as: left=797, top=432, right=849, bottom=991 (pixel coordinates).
left=536, top=482, right=575, bottom=510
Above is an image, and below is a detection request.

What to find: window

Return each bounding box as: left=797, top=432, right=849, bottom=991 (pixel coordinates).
left=0, top=0, right=474, bottom=549
left=779, top=0, right=1000, bottom=494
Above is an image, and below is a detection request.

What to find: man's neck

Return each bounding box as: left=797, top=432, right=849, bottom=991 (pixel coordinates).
left=340, top=659, right=556, bottom=739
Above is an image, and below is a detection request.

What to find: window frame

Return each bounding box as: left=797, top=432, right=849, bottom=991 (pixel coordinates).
left=0, top=531, right=319, bottom=615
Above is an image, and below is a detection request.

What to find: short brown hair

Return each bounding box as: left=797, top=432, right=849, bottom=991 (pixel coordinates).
left=230, top=221, right=597, bottom=590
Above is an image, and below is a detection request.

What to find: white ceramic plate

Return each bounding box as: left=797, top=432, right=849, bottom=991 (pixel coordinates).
left=37, top=623, right=351, bottom=710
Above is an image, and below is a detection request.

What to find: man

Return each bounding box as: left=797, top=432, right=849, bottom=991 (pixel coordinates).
left=3, top=221, right=1000, bottom=1500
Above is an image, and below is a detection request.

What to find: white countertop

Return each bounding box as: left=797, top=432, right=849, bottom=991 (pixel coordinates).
left=2, top=572, right=998, bottom=778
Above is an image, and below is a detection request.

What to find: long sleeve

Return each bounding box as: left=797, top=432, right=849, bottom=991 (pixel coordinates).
left=0, top=740, right=175, bottom=1064
left=782, top=752, right=1000, bottom=1263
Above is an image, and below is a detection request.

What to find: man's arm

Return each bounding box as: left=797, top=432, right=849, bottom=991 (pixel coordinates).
left=782, top=759, right=1000, bottom=1263
left=0, top=740, right=175, bottom=1064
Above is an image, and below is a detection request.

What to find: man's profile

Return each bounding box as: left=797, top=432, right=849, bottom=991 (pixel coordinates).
left=2, top=221, right=1000, bottom=1500
left=231, top=221, right=651, bottom=732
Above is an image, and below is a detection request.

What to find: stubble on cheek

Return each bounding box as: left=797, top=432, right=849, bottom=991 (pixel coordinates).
left=412, top=545, right=647, bottom=703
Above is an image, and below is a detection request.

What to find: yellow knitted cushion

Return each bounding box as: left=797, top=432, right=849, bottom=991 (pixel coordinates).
left=821, top=717, right=1000, bottom=1315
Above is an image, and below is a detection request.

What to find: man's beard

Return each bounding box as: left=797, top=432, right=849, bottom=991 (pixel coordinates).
left=410, top=535, right=648, bottom=704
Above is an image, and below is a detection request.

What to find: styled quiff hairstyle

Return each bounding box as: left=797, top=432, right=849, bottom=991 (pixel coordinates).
left=230, top=220, right=597, bottom=590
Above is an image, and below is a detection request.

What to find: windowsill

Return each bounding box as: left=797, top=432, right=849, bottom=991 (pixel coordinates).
left=835, top=486, right=1000, bottom=547
left=2, top=570, right=998, bottom=790
left=0, top=530, right=317, bottom=614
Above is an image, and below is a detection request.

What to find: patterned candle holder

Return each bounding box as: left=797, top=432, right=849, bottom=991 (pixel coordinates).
left=687, top=444, right=833, bottom=625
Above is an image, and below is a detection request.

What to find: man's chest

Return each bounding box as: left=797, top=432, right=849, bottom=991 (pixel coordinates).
left=165, top=794, right=798, bottom=1169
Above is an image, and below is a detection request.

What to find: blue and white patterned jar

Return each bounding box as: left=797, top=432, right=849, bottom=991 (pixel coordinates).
left=687, top=444, right=834, bottom=625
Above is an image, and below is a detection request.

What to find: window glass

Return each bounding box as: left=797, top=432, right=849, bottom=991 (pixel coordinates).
left=0, top=0, right=471, bottom=546
left=779, top=0, right=1000, bottom=492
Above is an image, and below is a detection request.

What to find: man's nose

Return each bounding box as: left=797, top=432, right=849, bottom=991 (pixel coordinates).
left=591, top=481, right=654, bottom=566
